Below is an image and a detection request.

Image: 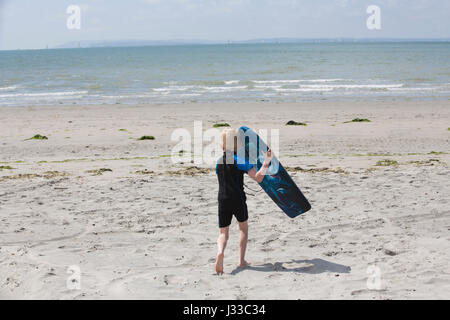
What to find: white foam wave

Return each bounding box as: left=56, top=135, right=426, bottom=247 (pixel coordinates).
left=0, top=86, right=18, bottom=91
left=252, top=79, right=347, bottom=84
left=253, top=80, right=302, bottom=84
left=253, top=85, right=283, bottom=89
left=0, top=91, right=88, bottom=98
left=200, top=86, right=247, bottom=91
left=174, top=93, right=202, bottom=97
left=274, top=88, right=334, bottom=92
left=387, top=87, right=438, bottom=91
left=303, top=79, right=347, bottom=82
left=224, top=80, right=240, bottom=85
left=296, top=84, right=404, bottom=89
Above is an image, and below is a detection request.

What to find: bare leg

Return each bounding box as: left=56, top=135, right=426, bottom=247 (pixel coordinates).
left=216, top=226, right=229, bottom=274
left=237, top=221, right=250, bottom=267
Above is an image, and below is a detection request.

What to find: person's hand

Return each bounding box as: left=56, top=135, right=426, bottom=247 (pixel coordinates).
left=262, top=148, right=273, bottom=167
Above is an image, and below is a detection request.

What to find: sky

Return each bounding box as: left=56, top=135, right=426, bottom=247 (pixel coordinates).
left=0, top=0, right=449, bottom=50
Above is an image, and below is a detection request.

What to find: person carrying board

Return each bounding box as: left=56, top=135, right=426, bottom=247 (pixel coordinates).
left=215, top=128, right=273, bottom=275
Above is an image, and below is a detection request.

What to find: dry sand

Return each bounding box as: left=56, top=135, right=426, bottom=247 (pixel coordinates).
left=0, top=100, right=449, bottom=299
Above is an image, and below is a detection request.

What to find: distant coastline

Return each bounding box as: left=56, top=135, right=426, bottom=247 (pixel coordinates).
left=2, top=38, right=449, bottom=52
left=54, top=38, right=450, bottom=50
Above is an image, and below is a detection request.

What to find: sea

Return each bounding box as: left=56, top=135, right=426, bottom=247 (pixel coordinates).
left=0, top=42, right=449, bottom=106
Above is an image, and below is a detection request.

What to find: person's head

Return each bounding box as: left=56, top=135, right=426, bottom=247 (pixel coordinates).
left=221, top=128, right=238, bottom=152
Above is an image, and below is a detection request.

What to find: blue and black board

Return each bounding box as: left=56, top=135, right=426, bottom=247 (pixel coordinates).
left=237, top=126, right=311, bottom=218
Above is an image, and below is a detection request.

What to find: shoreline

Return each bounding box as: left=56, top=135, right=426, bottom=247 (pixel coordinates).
left=1, top=95, right=449, bottom=109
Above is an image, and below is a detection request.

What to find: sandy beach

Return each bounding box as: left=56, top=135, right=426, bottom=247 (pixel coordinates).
left=0, top=100, right=449, bottom=299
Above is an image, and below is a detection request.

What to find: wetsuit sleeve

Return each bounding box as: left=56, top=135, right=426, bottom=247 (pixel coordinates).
left=234, top=155, right=253, bottom=173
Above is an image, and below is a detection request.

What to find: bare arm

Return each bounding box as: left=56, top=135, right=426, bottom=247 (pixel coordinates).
left=247, top=149, right=273, bottom=183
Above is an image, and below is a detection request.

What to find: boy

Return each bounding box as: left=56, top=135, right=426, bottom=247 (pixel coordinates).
left=215, top=128, right=272, bottom=275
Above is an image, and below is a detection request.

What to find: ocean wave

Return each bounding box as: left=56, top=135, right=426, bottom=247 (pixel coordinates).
left=153, top=85, right=248, bottom=93
left=296, top=84, right=404, bottom=89
left=224, top=80, right=240, bottom=85
left=252, top=79, right=347, bottom=84
left=253, top=80, right=302, bottom=84
left=251, top=83, right=404, bottom=91
left=387, top=87, right=440, bottom=91
left=274, top=88, right=334, bottom=92
left=0, top=86, right=18, bottom=91
left=199, top=86, right=248, bottom=91
left=303, top=79, right=348, bottom=83
left=163, top=80, right=241, bottom=86
left=1, top=83, right=445, bottom=106
left=0, top=91, right=88, bottom=98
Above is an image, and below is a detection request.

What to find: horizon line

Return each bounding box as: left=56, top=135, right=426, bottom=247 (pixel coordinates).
left=2, top=37, right=450, bottom=52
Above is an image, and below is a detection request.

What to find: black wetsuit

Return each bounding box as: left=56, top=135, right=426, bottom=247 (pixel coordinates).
left=216, top=152, right=253, bottom=228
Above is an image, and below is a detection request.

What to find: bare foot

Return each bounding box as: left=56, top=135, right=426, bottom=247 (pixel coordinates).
left=215, top=253, right=224, bottom=275
left=237, top=260, right=251, bottom=268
